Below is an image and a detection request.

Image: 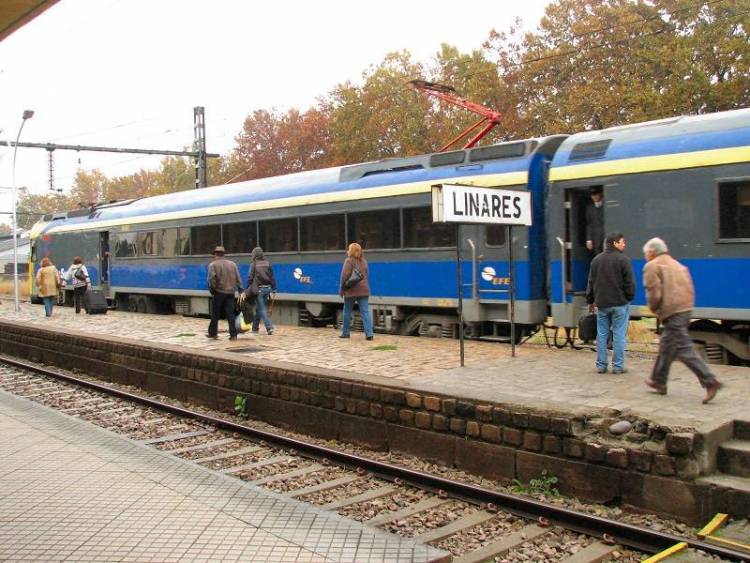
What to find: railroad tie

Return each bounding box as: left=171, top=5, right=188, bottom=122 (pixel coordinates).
left=324, top=485, right=398, bottom=510
left=168, top=437, right=236, bottom=455
left=452, top=523, right=549, bottom=563
left=559, top=541, right=619, bottom=563
left=219, top=454, right=296, bottom=475
left=138, top=429, right=211, bottom=446
left=415, top=510, right=496, bottom=544
left=192, top=445, right=263, bottom=464
left=248, top=463, right=324, bottom=485
left=367, top=496, right=451, bottom=527
left=288, top=475, right=362, bottom=499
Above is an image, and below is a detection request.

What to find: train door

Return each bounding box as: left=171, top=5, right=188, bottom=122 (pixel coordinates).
left=563, top=188, right=596, bottom=298
left=99, top=232, right=110, bottom=292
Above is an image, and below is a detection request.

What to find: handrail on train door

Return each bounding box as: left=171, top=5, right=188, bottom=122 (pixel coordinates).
left=556, top=236, right=567, bottom=304
left=466, top=238, right=478, bottom=301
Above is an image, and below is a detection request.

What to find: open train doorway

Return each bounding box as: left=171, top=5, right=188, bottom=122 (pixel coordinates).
left=563, top=187, right=602, bottom=298
left=99, top=232, right=110, bottom=290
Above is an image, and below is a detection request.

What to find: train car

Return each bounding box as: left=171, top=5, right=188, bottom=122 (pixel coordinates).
left=547, top=108, right=750, bottom=364
left=31, top=136, right=566, bottom=339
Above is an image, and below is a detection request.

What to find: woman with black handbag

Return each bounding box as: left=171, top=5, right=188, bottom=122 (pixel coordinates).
left=339, top=242, right=373, bottom=340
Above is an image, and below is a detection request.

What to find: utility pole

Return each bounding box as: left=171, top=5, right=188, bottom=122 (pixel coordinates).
left=193, top=106, right=208, bottom=188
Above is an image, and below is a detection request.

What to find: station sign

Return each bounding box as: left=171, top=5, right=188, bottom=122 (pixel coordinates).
left=431, top=184, right=532, bottom=226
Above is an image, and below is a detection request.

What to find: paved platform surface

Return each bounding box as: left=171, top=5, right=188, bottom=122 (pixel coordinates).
left=0, top=389, right=446, bottom=562
left=3, top=301, right=749, bottom=432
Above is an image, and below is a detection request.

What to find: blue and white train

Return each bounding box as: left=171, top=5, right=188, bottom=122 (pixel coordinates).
left=30, top=108, right=750, bottom=363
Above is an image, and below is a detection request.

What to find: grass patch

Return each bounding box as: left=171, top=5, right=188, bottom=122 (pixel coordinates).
left=511, top=471, right=561, bottom=497
left=371, top=344, right=398, bottom=351
left=172, top=332, right=197, bottom=338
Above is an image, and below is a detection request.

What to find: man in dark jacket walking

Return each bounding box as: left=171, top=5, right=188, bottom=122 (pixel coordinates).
left=586, top=233, right=636, bottom=374
left=246, top=247, right=276, bottom=335
left=207, top=246, right=242, bottom=340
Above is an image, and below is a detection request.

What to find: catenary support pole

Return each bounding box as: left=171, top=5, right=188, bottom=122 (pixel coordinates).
left=508, top=225, right=516, bottom=357
left=456, top=224, right=464, bottom=367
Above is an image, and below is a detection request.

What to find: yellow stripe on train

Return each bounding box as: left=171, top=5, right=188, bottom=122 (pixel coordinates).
left=550, top=145, right=750, bottom=182
left=46, top=170, right=528, bottom=234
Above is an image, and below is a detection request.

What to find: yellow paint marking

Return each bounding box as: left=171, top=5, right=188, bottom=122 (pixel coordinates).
left=704, top=535, right=750, bottom=553
left=46, top=170, right=528, bottom=235
left=641, top=542, right=688, bottom=562
left=697, top=513, right=728, bottom=539
left=550, top=145, right=750, bottom=182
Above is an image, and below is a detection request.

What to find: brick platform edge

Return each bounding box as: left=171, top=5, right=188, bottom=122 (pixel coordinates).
left=1, top=320, right=744, bottom=524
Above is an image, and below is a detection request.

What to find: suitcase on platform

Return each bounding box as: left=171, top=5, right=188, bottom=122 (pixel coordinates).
left=577, top=312, right=597, bottom=342
left=84, top=289, right=108, bottom=315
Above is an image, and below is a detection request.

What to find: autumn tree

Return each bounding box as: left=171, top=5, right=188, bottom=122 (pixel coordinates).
left=14, top=189, right=70, bottom=230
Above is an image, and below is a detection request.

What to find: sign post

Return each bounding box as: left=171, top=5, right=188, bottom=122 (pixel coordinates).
left=432, top=183, right=532, bottom=365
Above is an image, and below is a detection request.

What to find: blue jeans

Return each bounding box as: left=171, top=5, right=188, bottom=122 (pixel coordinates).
left=596, top=304, right=629, bottom=371
left=43, top=296, right=55, bottom=317
left=252, top=287, right=274, bottom=333
left=342, top=296, right=373, bottom=338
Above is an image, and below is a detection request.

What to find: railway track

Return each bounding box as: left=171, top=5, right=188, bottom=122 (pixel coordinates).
left=0, top=354, right=746, bottom=563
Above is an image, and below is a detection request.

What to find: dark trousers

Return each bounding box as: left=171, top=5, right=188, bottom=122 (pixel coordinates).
left=651, top=311, right=715, bottom=388
left=73, top=285, right=87, bottom=314
left=208, top=292, right=237, bottom=338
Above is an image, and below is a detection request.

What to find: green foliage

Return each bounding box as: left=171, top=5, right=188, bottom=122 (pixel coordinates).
left=511, top=470, right=560, bottom=497
left=371, top=344, right=398, bottom=351
left=234, top=395, right=248, bottom=417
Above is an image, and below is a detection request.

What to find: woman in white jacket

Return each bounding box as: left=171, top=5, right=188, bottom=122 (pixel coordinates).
left=65, top=256, right=90, bottom=314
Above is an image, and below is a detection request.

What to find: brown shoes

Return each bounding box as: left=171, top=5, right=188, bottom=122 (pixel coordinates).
left=702, top=381, right=723, bottom=404
left=645, top=379, right=667, bottom=395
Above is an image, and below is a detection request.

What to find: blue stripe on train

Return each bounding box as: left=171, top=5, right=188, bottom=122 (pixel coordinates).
left=111, top=259, right=541, bottom=301
left=550, top=257, right=750, bottom=309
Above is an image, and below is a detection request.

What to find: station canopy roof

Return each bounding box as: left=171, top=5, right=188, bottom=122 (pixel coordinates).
left=1, top=0, right=58, bottom=42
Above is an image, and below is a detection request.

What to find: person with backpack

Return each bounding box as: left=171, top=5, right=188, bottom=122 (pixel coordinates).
left=245, top=246, right=276, bottom=335
left=36, top=257, right=61, bottom=317
left=338, top=242, right=373, bottom=340
left=65, top=256, right=90, bottom=314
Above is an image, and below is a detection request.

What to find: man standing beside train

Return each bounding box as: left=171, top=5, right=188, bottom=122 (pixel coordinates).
left=207, top=245, right=242, bottom=341
left=642, top=238, right=722, bottom=403
left=586, top=233, right=635, bottom=374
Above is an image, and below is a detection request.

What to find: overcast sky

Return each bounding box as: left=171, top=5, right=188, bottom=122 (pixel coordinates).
left=0, top=0, right=551, bottom=225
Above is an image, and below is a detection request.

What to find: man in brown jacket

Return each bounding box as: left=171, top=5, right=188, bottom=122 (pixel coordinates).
left=207, top=246, right=242, bottom=340
left=642, top=238, right=722, bottom=403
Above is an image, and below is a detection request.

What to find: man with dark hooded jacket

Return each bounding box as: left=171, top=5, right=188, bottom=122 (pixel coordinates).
left=246, top=247, right=276, bottom=335
left=586, top=233, right=636, bottom=374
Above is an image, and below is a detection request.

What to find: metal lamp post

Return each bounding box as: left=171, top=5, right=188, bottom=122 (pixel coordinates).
left=12, top=109, right=34, bottom=313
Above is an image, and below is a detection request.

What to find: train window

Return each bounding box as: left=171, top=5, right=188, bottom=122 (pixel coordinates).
left=347, top=210, right=400, bottom=249
left=260, top=218, right=298, bottom=252
left=403, top=207, right=456, bottom=248
left=485, top=225, right=507, bottom=247
left=301, top=215, right=345, bottom=251
left=718, top=181, right=750, bottom=240
left=224, top=221, right=257, bottom=254
left=159, top=228, right=179, bottom=257
left=137, top=231, right=157, bottom=256
left=190, top=224, right=221, bottom=255
left=113, top=232, right=137, bottom=258
left=178, top=227, right=191, bottom=255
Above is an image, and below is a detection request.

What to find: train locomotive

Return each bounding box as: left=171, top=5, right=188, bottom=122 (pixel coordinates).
left=29, top=108, right=750, bottom=363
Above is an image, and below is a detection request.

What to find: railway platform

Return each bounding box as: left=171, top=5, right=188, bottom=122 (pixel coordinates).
left=1, top=301, right=749, bottom=523
left=0, top=387, right=447, bottom=562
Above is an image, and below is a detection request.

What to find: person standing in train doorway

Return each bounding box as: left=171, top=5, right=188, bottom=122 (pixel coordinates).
left=585, top=187, right=605, bottom=256
left=246, top=247, right=276, bottom=335
left=339, top=242, right=374, bottom=340
left=65, top=257, right=90, bottom=314
left=207, top=246, right=242, bottom=340
left=586, top=233, right=635, bottom=374
left=642, top=238, right=722, bottom=403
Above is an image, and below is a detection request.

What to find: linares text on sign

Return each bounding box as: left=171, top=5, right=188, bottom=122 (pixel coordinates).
left=432, top=184, right=533, bottom=226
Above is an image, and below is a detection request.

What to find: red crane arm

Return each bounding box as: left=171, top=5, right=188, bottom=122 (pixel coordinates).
left=409, top=80, right=502, bottom=151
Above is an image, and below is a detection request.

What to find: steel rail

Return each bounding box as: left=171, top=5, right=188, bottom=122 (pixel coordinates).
left=1, top=353, right=747, bottom=561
